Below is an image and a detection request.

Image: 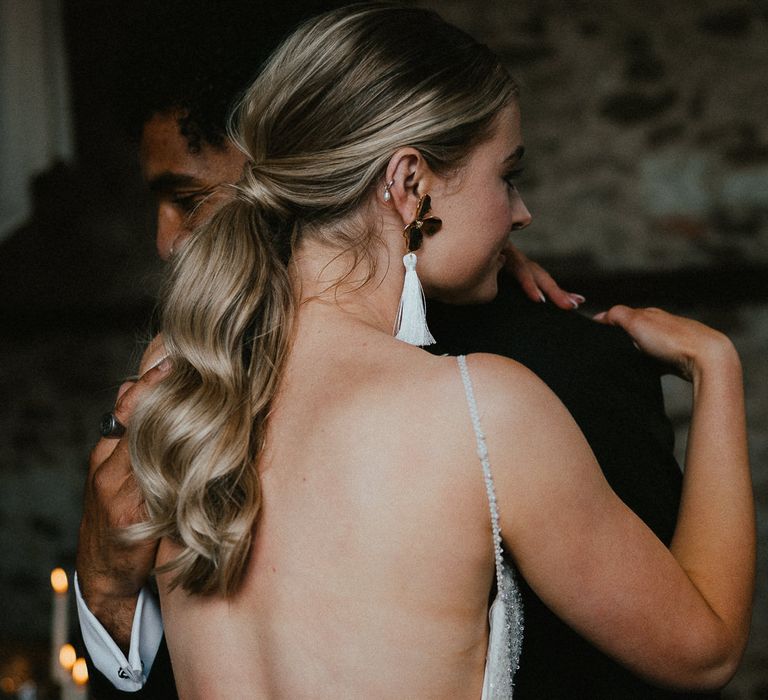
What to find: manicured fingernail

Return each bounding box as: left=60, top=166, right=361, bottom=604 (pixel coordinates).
left=538, top=291, right=546, bottom=303
left=593, top=311, right=606, bottom=320
left=569, top=294, right=586, bottom=309
left=148, top=355, right=170, bottom=371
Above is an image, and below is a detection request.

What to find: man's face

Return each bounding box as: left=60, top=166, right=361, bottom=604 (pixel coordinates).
left=139, top=110, right=248, bottom=260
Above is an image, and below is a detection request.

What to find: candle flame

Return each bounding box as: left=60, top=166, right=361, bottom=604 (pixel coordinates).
left=51, top=568, right=68, bottom=594
left=59, top=643, right=77, bottom=671
left=72, top=658, right=89, bottom=686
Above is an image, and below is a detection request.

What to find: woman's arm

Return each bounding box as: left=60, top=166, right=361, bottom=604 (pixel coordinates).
left=469, top=308, right=753, bottom=690
left=599, top=306, right=754, bottom=678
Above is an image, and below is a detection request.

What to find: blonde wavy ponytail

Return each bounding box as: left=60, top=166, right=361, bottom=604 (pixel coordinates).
left=130, top=193, right=294, bottom=595
left=128, top=2, right=518, bottom=595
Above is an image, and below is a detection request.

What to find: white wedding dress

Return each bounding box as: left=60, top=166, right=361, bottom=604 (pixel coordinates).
left=457, top=355, right=525, bottom=699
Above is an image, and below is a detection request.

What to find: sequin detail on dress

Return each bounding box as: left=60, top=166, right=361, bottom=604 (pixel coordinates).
left=457, top=355, right=524, bottom=699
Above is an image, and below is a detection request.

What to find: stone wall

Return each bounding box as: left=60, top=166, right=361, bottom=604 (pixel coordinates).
left=417, top=0, right=768, bottom=271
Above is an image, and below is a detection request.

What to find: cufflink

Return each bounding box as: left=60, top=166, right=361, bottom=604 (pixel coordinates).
left=117, top=666, right=144, bottom=683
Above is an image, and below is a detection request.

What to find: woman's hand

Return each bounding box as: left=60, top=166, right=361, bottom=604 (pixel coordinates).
left=503, top=244, right=585, bottom=310
left=593, top=305, right=738, bottom=380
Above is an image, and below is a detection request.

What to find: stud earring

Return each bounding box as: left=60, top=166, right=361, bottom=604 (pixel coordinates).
left=383, top=179, right=395, bottom=203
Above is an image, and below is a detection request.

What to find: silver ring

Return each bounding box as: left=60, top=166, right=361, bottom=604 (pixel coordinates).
left=99, top=412, right=126, bottom=439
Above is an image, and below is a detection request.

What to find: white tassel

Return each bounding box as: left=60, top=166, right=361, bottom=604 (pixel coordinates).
left=394, top=252, right=436, bottom=346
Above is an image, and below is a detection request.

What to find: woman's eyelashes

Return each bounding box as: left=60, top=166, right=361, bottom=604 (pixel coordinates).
left=503, top=167, right=525, bottom=190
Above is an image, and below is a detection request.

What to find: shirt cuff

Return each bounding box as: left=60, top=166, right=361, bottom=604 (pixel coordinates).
left=74, top=573, right=164, bottom=691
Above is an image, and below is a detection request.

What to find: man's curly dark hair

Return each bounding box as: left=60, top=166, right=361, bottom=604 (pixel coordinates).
left=102, top=0, right=343, bottom=152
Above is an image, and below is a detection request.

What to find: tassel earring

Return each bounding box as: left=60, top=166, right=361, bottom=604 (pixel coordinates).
left=393, top=194, right=441, bottom=346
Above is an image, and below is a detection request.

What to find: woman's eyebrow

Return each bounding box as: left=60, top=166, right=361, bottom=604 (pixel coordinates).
left=503, top=145, right=526, bottom=166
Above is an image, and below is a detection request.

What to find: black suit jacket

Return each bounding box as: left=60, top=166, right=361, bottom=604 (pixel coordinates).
left=87, top=277, right=717, bottom=699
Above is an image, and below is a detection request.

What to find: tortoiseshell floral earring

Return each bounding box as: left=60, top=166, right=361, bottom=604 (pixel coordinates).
left=393, top=194, right=441, bottom=346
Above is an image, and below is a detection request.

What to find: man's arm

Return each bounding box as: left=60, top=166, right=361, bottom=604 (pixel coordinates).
left=76, top=358, right=170, bottom=690
left=76, top=578, right=163, bottom=693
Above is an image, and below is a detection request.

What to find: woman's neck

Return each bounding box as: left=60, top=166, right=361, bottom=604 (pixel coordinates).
left=290, top=233, right=405, bottom=337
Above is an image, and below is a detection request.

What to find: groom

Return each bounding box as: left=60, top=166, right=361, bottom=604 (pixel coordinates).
left=76, top=4, right=718, bottom=698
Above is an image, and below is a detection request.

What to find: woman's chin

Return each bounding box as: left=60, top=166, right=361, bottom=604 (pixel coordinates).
left=469, top=283, right=500, bottom=304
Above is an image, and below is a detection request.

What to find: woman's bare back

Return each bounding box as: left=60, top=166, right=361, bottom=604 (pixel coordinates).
left=157, top=311, right=506, bottom=699
left=149, top=301, right=752, bottom=698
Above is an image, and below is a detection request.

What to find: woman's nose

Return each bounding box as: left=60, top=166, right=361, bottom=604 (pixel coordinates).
left=511, top=197, right=532, bottom=231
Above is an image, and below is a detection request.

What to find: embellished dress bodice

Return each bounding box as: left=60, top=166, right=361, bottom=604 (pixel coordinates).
left=457, top=355, right=524, bottom=699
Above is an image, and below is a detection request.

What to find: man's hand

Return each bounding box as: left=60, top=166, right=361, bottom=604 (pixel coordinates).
left=503, top=244, right=585, bottom=310
left=76, top=357, right=169, bottom=651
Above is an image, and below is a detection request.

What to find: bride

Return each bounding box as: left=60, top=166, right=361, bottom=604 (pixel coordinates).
left=127, top=4, right=754, bottom=698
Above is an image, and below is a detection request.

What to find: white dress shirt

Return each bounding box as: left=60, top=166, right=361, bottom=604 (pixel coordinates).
left=75, top=574, right=163, bottom=691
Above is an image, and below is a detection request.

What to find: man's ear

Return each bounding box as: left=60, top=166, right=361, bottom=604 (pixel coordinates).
left=382, top=148, right=436, bottom=227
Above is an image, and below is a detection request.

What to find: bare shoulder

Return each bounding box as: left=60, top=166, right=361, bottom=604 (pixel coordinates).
left=391, top=351, right=560, bottom=455
left=370, top=348, right=574, bottom=445
left=455, top=353, right=604, bottom=513
left=381, top=350, right=552, bottom=417
left=460, top=350, right=592, bottom=441
left=457, top=352, right=564, bottom=424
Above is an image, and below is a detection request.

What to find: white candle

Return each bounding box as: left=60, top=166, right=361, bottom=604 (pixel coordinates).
left=60, top=658, right=89, bottom=699
left=49, top=568, right=69, bottom=684
left=61, top=680, right=86, bottom=700
left=57, top=647, right=89, bottom=699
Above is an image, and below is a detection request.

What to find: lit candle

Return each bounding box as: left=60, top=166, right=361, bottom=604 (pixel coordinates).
left=59, top=643, right=77, bottom=673
left=60, top=656, right=89, bottom=699
left=50, top=568, right=69, bottom=684
left=68, top=658, right=89, bottom=699
left=72, top=658, right=89, bottom=686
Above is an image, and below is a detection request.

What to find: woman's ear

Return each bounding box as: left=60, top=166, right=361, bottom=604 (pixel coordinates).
left=383, top=148, right=436, bottom=227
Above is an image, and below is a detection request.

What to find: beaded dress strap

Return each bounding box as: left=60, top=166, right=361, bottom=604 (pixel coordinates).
left=456, top=355, right=504, bottom=592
